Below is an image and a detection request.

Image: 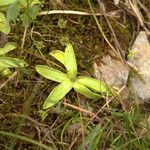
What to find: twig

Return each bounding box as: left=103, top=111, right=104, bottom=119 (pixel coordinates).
left=125, top=0, right=150, bottom=34
left=63, top=101, right=95, bottom=116
left=88, top=0, right=120, bottom=60
left=39, top=10, right=101, bottom=16
left=21, top=23, right=29, bottom=49
left=97, top=0, right=128, bottom=69
left=38, top=10, right=119, bottom=17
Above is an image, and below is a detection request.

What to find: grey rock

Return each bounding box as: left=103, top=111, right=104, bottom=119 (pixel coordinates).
left=128, top=31, right=150, bottom=101
left=93, top=31, right=150, bottom=101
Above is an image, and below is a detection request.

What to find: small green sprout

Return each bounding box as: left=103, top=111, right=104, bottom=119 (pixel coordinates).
left=127, top=49, right=138, bottom=59
left=58, top=18, right=67, bottom=29
left=0, top=42, right=27, bottom=76
left=36, top=44, right=111, bottom=110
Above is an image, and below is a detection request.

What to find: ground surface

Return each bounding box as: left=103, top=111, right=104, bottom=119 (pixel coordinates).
left=1, top=0, right=150, bottom=150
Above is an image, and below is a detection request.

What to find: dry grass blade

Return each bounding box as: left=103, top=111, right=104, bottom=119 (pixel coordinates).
left=97, top=0, right=128, bottom=69
left=63, top=100, right=95, bottom=117
left=136, top=0, right=150, bottom=19
left=125, top=0, right=150, bottom=34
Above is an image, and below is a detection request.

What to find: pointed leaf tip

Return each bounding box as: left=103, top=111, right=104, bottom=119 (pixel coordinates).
left=64, top=44, right=77, bottom=80
left=77, top=76, right=111, bottom=95
left=49, top=50, right=65, bottom=65
left=0, top=42, right=16, bottom=55
left=73, top=81, right=101, bottom=100
left=43, top=79, right=73, bottom=109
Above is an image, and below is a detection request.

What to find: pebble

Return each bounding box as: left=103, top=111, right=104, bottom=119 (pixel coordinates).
left=93, top=55, right=129, bottom=89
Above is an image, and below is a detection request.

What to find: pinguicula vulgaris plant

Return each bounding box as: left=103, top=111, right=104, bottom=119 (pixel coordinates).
left=36, top=44, right=111, bottom=110
left=0, top=42, right=27, bottom=76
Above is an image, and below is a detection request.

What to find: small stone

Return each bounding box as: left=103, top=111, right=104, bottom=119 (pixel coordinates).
left=128, top=31, right=150, bottom=101
left=93, top=55, right=129, bottom=89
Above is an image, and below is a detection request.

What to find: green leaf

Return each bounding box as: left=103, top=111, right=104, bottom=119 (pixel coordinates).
left=7, top=2, right=20, bottom=22
left=73, top=81, right=101, bottom=100
left=36, top=65, right=68, bottom=83
left=20, top=5, right=40, bottom=25
left=0, top=12, right=10, bottom=34
left=0, top=42, right=16, bottom=55
left=49, top=50, right=65, bottom=65
left=0, top=0, right=17, bottom=7
left=1, top=68, right=11, bottom=76
left=0, top=57, right=27, bottom=68
left=20, top=13, right=29, bottom=25
left=77, top=76, right=111, bottom=95
left=25, top=5, right=40, bottom=20
left=64, top=44, right=77, bottom=80
left=0, top=62, right=8, bottom=68
left=43, top=79, right=73, bottom=109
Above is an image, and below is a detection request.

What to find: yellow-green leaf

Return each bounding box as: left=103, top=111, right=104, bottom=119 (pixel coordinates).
left=1, top=68, right=11, bottom=76
left=0, top=0, right=17, bottom=7
left=77, top=76, right=111, bottom=95
left=43, top=79, right=73, bottom=109
left=0, top=62, right=8, bottom=68
left=0, top=12, right=10, bottom=34
left=0, top=42, right=16, bottom=55
left=36, top=65, right=67, bottom=83
left=73, top=81, right=101, bottom=100
left=0, top=57, right=27, bottom=68
left=64, top=44, right=77, bottom=80
left=49, top=50, right=65, bottom=65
